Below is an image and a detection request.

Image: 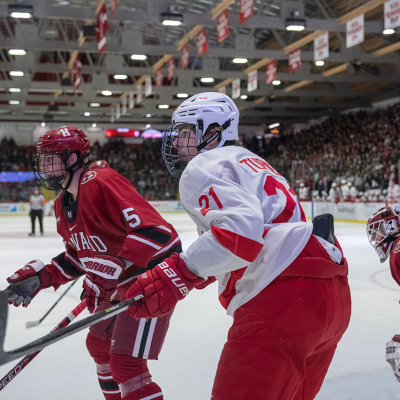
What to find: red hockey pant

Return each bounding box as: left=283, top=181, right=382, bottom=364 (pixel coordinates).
left=211, top=274, right=351, bottom=400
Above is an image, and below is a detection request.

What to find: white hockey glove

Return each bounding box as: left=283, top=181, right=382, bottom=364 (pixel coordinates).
left=386, top=335, right=400, bottom=382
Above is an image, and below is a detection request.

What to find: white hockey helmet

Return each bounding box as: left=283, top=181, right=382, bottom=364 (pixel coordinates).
left=162, top=92, right=239, bottom=178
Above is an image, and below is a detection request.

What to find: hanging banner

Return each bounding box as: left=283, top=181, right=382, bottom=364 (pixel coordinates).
left=110, top=106, right=115, bottom=123
left=155, top=68, right=163, bottom=87
left=116, top=103, right=121, bottom=119
left=167, top=57, right=175, bottom=80
left=145, top=76, right=152, bottom=97
left=314, top=32, right=329, bottom=61
left=266, top=60, right=277, bottom=84
left=217, top=9, right=230, bottom=43
left=385, top=0, right=400, bottom=29
left=239, top=0, right=253, bottom=24
left=196, top=28, right=208, bottom=56
left=218, top=86, right=226, bottom=94
left=289, top=48, right=302, bottom=73
left=232, top=79, right=241, bottom=99
left=346, top=14, right=364, bottom=48
left=247, top=70, right=258, bottom=92
left=129, top=91, right=134, bottom=109
left=71, top=55, right=82, bottom=90
left=181, top=43, right=189, bottom=69
left=110, top=0, right=118, bottom=17
left=122, top=96, right=127, bottom=114
left=136, top=85, right=142, bottom=103
left=96, top=4, right=108, bottom=54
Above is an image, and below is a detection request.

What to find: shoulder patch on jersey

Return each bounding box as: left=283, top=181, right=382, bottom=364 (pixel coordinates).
left=81, top=171, right=97, bottom=184
left=393, top=240, right=400, bottom=254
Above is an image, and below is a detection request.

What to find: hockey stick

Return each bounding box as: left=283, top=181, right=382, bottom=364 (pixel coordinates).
left=0, top=299, right=87, bottom=391
left=0, top=292, right=144, bottom=367
left=26, top=279, right=79, bottom=328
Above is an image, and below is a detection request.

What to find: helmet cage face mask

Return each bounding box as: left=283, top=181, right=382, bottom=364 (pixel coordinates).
left=366, top=206, right=400, bottom=263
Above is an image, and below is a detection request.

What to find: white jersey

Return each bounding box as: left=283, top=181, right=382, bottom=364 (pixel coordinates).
left=179, top=146, right=313, bottom=316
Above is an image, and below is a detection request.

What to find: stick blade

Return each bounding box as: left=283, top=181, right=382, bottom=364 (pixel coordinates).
left=25, top=321, right=39, bottom=329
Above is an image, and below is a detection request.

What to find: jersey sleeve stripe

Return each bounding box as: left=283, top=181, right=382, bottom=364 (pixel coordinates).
left=127, top=235, right=162, bottom=250
left=51, top=259, right=75, bottom=279
left=65, top=252, right=84, bottom=269
left=155, top=225, right=172, bottom=233
left=210, top=227, right=263, bottom=263
left=54, top=252, right=85, bottom=277
left=152, top=236, right=181, bottom=257
left=133, top=227, right=172, bottom=245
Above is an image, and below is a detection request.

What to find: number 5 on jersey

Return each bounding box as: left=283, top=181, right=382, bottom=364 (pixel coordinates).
left=122, top=207, right=141, bottom=228
left=199, top=187, right=223, bottom=216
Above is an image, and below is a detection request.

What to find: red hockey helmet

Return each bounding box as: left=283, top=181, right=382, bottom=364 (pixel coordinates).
left=89, top=160, right=110, bottom=169
left=34, top=126, right=90, bottom=191
left=366, top=206, right=400, bottom=263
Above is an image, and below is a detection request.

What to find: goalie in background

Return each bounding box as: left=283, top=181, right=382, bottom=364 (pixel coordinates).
left=366, top=205, right=400, bottom=381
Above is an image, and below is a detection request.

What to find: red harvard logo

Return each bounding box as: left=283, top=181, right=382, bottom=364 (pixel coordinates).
left=82, top=171, right=97, bottom=184
left=67, top=211, right=73, bottom=219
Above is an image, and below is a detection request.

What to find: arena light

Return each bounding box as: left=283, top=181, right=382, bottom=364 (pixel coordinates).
left=114, top=74, right=127, bottom=79
left=84, top=112, right=91, bottom=116
left=177, top=93, right=188, bottom=98
left=41, top=122, right=45, bottom=127
left=146, top=113, right=152, bottom=117
left=161, top=12, right=183, bottom=26
left=269, top=122, right=280, bottom=129
left=9, top=49, right=26, bottom=55
left=92, top=123, right=97, bottom=128
left=285, top=18, right=306, bottom=31
left=383, top=28, right=395, bottom=35
left=158, top=104, right=169, bottom=109
left=240, top=95, right=248, bottom=100
left=101, top=90, right=112, bottom=96
left=131, top=54, right=147, bottom=60
left=272, top=80, right=281, bottom=85
left=9, top=100, right=20, bottom=105
left=201, top=77, right=214, bottom=83
left=9, top=4, right=33, bottom=18
left=90, top=102, right=101, bottom=107
left=232, top=58, right=248, bottom=64
left=315, top=60, right=324, bottom=66
left=10, top=71, right=24, bottom=76
left=9, top=88, right=21, bottom=92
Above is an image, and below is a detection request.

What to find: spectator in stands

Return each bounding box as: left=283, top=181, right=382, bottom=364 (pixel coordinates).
left=348, top=182, right=358, bottom=201
left=298, top=182, right=309, bottom=200
left=328, top=182, right=341, bottom=203
left=388, top=180, right=400, bottom=203
left=382, top=173, right=390, bottom=192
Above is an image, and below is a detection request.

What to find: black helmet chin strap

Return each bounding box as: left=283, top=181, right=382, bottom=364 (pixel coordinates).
left=61, top=151, right=89, bottom=191
left=196, top=119, right=232, bottom=152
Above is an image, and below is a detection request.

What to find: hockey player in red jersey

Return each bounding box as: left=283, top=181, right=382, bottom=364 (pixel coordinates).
left=125, top=92, right=352, bottom=400
left=366, top=205, right=400, bottom=381
left=5, top=126, right=182, bottom=400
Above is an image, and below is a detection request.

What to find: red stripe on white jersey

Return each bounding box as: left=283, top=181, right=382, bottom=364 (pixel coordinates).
left=211, top=227, right=263, bottom=262
left=218, top=267, right=247, bottom=310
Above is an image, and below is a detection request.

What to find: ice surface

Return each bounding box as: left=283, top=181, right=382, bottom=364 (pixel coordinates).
left=0, top=215, right=399, bottom=399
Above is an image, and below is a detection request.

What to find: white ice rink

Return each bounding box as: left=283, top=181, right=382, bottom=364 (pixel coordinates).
left=1, top=213, right=400, bottom=400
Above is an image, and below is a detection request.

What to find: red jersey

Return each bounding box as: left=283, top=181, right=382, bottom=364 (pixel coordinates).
left=46, top=168, right=181, bottom=290
left=390, top=237, right=400, bottom=285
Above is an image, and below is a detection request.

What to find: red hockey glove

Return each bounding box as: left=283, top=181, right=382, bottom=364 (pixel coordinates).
left=126, top=252, right=205, bottom=319
left=6, top=259, right=52, bottom=307
left=82, top=255, right=124, bottom=313
left=195, top=276, right=216, bottom=290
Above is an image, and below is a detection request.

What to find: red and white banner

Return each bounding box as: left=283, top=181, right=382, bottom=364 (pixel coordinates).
left=266, top=60, right=277, bottom=84
left=145, top=76, right=152, bottom=97
left=71, top=55, right=82, bottom=90
left=289, top=48, right=301, bottom=73
left=346, top=14, right=364, bottom=48
left=122, top=96, right=127, bottom=114
left=96, top=4, right=108, bottom=54
left=167, top=57, right=175, bottom=80
left=385, top=0, right=400, bottom=29
left=232, top=79, right=240, bottom=99
left=314, top=32, right=329, bottom=61
left=136, top=85, right=142, bottom=103
left=217, top=9, right=230, bottom=42
left=110, top=0, right=118, bottom=17
left=196, top=28, right=208, bottom=56
left=247, top=70, right=258, bottom=92
left=218, top=86, right=226, bottom=95
left=239, top=0, right=253, bottom=24
left=155, top=68, right=163, bottom=87
left=181, top=43, right=189, bottom=69
left=129, top=91, right=134, bottom=109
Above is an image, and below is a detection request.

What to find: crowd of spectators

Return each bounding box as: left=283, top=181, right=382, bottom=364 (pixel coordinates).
left=1, top=102, right=400, bottom=203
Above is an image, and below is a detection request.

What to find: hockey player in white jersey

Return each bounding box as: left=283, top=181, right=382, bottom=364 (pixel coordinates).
left=126, top=92, right=351, bottom=400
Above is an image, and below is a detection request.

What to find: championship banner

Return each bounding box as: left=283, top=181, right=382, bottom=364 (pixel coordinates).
left=314, top=32, right=329, bottom=61
left=266, top=60, right=277, bottom=84
left=181, top=43, right=189, bottom=69
left=217, top=9, right=230, bottom=42
left=71, top=55, right=82, bottom=90
left=289, top=48, right=301, bottom=73
left=122, top=96, right=127, bottom=114
left=145, top=76, right=152, bottom=97
left=346, top=14, right=364, bottom=48
left=218, top=86, right=226, bottom=94
left=129, top=91, right=134, bottom=109
left=196, top=28, right=208, bottom=56
left=239, top=0, right=253, bottom=24
left=232, top=78, right=241, bottom=99
left=110, top=0, right=118, bottom=17
left=385, top=0, right=400, bottom=29
left=155, top=68, right=163, bottom=87
left=116, top=103, right=121, bottom=119
left=247, top=70, right=258, bottom=92
left=96, top=4, right=108, bottom=54
left=136, top=85, right=142, bottom=103
left=167, top=57, right=175, bottom=80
